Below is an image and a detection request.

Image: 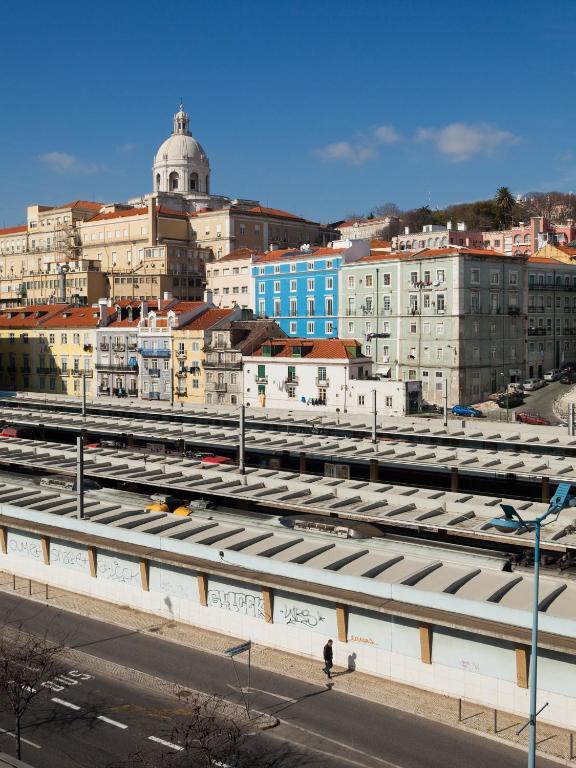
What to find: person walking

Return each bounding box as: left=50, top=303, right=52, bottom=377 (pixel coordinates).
left=323, top=639, right=333, bottom=679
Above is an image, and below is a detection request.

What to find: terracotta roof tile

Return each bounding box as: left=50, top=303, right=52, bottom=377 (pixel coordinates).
left=86, top=207, right=147, bottom=222
left=52, top=200, right=103, bottom=212
left=0, top=225, right=27, bottom=236
left=256, top=247, right=345, bottom=264
left=180, top=308, right=236, bottom=331
left=217, top=248, right=264, bottom=262
left=250, top=337, right=367, bottom=360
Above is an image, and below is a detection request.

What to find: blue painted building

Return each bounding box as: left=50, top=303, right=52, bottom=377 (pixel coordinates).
left=251, top=246, right=345, bottom=338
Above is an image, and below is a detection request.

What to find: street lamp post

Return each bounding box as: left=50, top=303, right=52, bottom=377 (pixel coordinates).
left=489, top=483, right=574, bottom=768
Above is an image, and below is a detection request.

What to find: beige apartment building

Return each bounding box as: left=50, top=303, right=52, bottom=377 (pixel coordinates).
left=205, top=248, right=262, bottom=308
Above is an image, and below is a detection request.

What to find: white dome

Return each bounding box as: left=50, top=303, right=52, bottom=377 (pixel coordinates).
left=152, top=105, right=211, bottom=195
left=154, top=134, right=208, bottom=166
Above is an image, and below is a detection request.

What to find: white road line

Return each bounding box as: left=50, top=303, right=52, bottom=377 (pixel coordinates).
left=97, top=715, right=128, bottom=730
left=226, top=683, right=294, bottom=703
left=149, top=736, right=183, bottom=751
left=51, top=697, right=80, bottom=711
left=0, top=726, right=41, bottom=749
left=273, top=721, right=405, bottom=768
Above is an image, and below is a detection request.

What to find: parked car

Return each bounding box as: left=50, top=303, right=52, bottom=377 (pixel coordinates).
left=200, top=455, right=234, bottom=466
left=523, top=378, right=546, bottom=391
left=560, top=373, right=576, bottom=385
left=544, top=369, right=562, bottom=381
left=515, top=412, right=551, bottom=426
left=451, top=405, right=483, bottom=418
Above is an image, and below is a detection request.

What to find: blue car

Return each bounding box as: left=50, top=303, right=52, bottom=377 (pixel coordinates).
left=451, top=405, right=483, bottom=418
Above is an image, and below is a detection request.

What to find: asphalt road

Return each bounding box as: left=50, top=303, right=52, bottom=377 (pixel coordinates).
left=0, top=592, right=559, bottom=768
left=480, top=380, right=567, bottom=424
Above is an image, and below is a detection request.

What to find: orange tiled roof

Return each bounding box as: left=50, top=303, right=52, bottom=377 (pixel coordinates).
left=180, top=307, right=236, bottom=331
left=87, top=207, right=147, bottom=222
left=256, top=246, right=345, bottom=264
left=40, top=306, right=115, bottom=328
left=551, top=244, right=576, bottom=256
left=0, top=225, right=27, bottom=236
left=250, top=337, right=367, bottom=360
left=52, top=200, right=103, bottom=212
left=0, top=304, right=69, bottom=328
left=528, top=256, right=569, bottom=264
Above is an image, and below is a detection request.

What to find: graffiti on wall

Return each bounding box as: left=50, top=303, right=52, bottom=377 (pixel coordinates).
left=208, top=589, right=264, bottom=619
left=279, top=603, right=326, bottom=628
left=8, top=536, right=41, bottom=560
left=51, top=545, right=88, bottom=571
left=97, top=557, right=139, bottom=585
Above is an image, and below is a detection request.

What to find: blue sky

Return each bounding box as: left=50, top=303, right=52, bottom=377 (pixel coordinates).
left=1, top=0, right=575, bottom=227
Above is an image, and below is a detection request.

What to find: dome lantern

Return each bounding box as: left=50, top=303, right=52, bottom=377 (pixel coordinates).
left=152, top=104, right=210, bottom=195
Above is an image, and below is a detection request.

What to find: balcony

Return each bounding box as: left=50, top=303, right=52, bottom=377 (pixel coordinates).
left=285, top=377, right=299, bottom=385
left=72, top=369, right=93, bottom=378
left=99, top=342, right=109, bottom=351
left=203, top=358, right=242, bottom=369
left=127, top=342, right=138, bottom=351
left=255, top=375, right=268, bottom=384
left=176, top=351, right=187, bottom=359
left=214, top=382, right=227, bottom=392
left=99, top=387, right=110, bottom=395
left=96, top=363, right=139, bottom=373
left=111, top=343, right=126, bottom=352
left=146, top=369, right=161, bottom=377
left=128, top=388, right=138, bottom=397
left=176, top=369, right=187, bottom=378
left=507, top=307, right=521, bottom=315
left=527, top=328, right=546, bottom=336
left=147, top=392, right=161, bottom=400
left=316, top=378, right=330, bottom=387
left=139, top=348, right=170, bottom=358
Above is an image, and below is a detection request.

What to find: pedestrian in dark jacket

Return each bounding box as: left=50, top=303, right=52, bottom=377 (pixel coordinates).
left=323, top=639, right=333, bottom=679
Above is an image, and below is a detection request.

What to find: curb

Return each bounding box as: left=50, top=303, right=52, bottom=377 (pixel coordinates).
left=1, top=578, right=573, bottom=762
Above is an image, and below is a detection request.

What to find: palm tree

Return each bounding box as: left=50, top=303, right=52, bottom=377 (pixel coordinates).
left=494, top=186, right=516, bottom=227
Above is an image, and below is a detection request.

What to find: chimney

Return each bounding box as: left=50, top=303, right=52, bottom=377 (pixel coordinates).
left=163, top=291, right=172, bottom=302
left=457, top=222, right=467, bottom=231
left=446, top=221, right=452, bottom=230
left=269, top=243, right=279, bottom=251
left=404, top=226, right=410, bottom=235
left=204, top=288, right=213, bottom=305
left=98, top=298, right=108, bottom=326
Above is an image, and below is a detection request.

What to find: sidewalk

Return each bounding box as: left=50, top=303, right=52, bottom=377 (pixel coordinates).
left=1, top=573, right=575, bottom=765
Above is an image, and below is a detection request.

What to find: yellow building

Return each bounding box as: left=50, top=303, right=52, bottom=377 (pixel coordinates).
left=532, top=243, right=576, bottom=265
left=0, top=304, right=109, bottom=397
left=172, top=307, right=239, bottom=404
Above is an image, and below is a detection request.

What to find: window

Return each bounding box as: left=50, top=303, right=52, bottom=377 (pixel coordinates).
left=289, top=321, right=297, bottom=334
left=274, top=281, right=280, bottom=293
left=259, top=283, right=265, bottom=294
left=274, top=265, right=280, bottom=274
left=274, top=299, right=281, bottom=316
left=290, top=298, right=297, bottom=316
left=435, top=371, right=443, bottom=391
left=490, top=270, right=500, bottom=285
left=436, top=347, right=443, bottom=360
left=383, top=296, right=391, bottom=311
left=307, top=321, right=315, bottom=334
left=471, top=268, right=480, bottom=284
left=385, top=396, right=393, bottom=407
left=290, top=263, right=297, bottom=273
left=317, top=366, right=327, bottom=381
left=436, top=321, right=444, bottom=335
left=436, top=294, right=445, bottom=312
left=423, top=294, right=430, bottom=309
left=290, top=280, right=297, bottom=292
left=424, top=271, right=431, bottom=284
left=410, top=323, right=417, bottom=333
left=348, top=275, right=355, bottom=289
left=287, top=385, right=296, bottom=398
left=365, top=274, right=373, bottom=288
left=509, top=271, right=518, bottom=285
left=436, top=269, right=445, bottom=282
left=326, top=260, right=333, bottom=269
left=258, top=300, right=265, bottom=315
left=239, top=224, right=245, bottom=235
left=307, top=298, right=315, bottom=316
left=307, top=278, right=315, bottom=291
left=410, top=271, right=418, bottom=285
left=326, top=277, right=333, bottom=290
left=383, top=273, right=391, bottom=286
left=308, top=262, right=314, bottom=271
left=61, top=333, right=68, bottom=344
left=325, top=297, right=333, bottom=315
left=347, top=321, right=354, bottom=333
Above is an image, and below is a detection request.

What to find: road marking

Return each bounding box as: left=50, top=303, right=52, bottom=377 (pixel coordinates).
left=98, top=715, right=128, bottom=729
left=274, top=721, right=404, bottom=768
left=0, top=727, right=41, bottom=749
left=51, top=697, right=80, bottom=711
left=149, top=736, right=183, bottom=751
left=227, top=683, right=293, bottom=703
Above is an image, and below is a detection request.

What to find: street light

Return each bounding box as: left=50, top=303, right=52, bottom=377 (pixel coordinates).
left=489, top=483, right=574, bottom=768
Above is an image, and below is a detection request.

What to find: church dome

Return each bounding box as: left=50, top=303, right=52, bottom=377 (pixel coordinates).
left=153, top=105, right=210, bottom=195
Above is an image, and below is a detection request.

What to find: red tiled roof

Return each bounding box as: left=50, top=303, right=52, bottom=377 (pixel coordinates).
left=247, top=206, right=306, bottom=221
left=180, top=307, right=236, bottom=331
left=0, top=304, right=69, bottom=328
left=250, top=338, right=367, bottom=360
left=528, top=256, right=568, bottom=264
left=371, top=239, right=392, bottom=249
left=417, top=247, right=508, bottom=258
left=0, top=225, right=27, bottom=236
left=87, top=207, right=147, bottom=222
left=40, top=306, right=115, bottom=328
left=52, top=201, right=103, bottom=212
left=256, top=246, right=345, bottom=264
left=550, top=244, right=576, bottom=256
left=157, top=206, right=188, bottom=218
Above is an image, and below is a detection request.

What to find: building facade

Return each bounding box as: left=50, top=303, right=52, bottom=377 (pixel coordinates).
left=252, top=245, right=361, bottom=339
left=205, top=249, right=261, bottom=308
left=340, top=247, right=527, bottom=406
left=337, top=215, right=400, bottom=241
left=392, top=222, right=485, bottom=252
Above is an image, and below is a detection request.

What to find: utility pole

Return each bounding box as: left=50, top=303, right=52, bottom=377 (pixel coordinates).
left=239, top=404, right=245, bottom=474
left=443, top=378, right=448, bottom=428
left=76, top=436, right=84, bottom=520
left=569, top=403, right=575, bottom=437
left=81, top=370, right=86, bottom=419
left=371, top=389, right=377, bottom=443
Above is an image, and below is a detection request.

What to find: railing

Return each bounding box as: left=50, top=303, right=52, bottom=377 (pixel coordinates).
left=255, top=375, right=268, bottom=384
left=127, top=342, right=138, bottom=351
left=507, top=307, right=521, bottom=315
left=99, top=343, right=109, bottom=351
left=139, top=348, right=170, bottom=358
left=285, top=377, right=299, bottom=385
left=176, top=370, right=187, bottom=378
left=214, top=382, right=227, bottom=392
left=527, top=328, right=546, bottom=336
left=146, top=369, right=161, bottom=377
left=316, top=377, right=329, bottom=387
left=95, top=363, right=139, bottom=372
left=176, top=351, right=187, bottom=359
left=111, top=343, right=126, bottom=352
left=203, top=359, right=242, bottom=369
left=128, top=389, right=138, bottom=397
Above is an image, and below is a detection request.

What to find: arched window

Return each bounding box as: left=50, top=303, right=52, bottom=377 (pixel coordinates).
left=513, top=234, right=521, bottom=244
left=169, top=171, right=179, bottom=191
left=155, top=173, right=161, bottom=191
left=427, top=238, right=433, bottom=246
left=190, top=172, right=198, bottom=191
left=441, top=237, right=447, bottom=246
left=524, top=234, right=531, bottom=244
